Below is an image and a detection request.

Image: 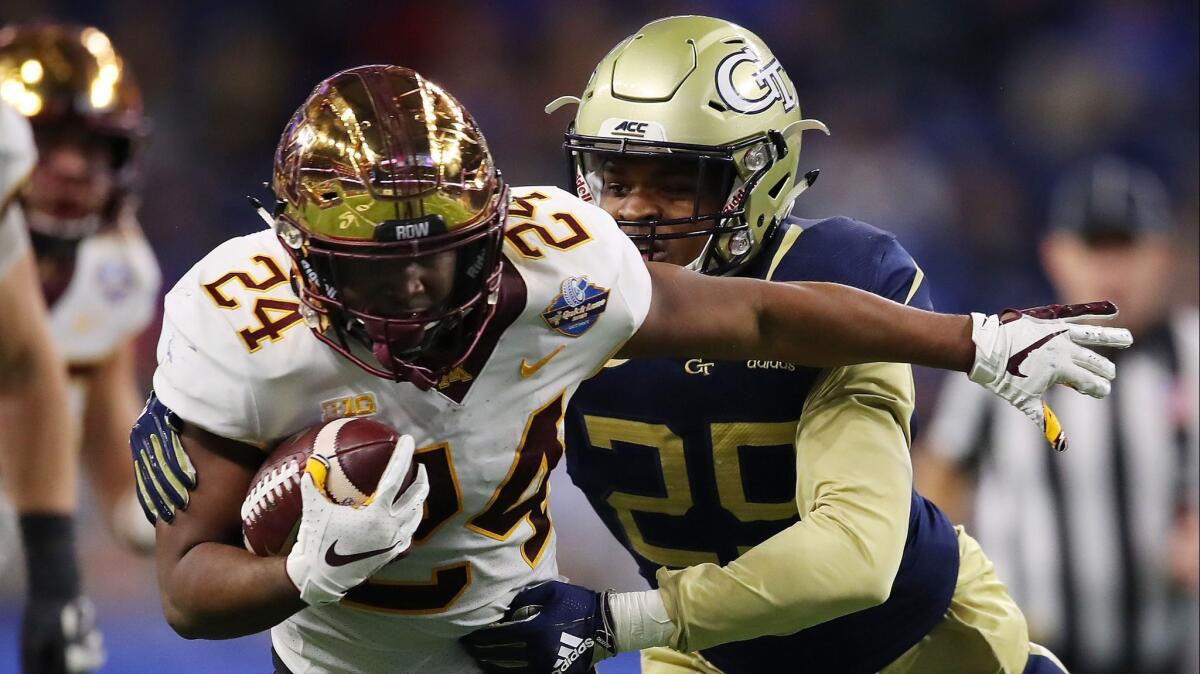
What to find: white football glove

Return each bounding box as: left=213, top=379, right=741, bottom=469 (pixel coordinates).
left=285, top=435, right=429, bottom=606
left=969, top=301, right=1133, bottom=451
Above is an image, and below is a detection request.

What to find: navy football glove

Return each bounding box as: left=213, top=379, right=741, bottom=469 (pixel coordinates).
left=461, top=580, right=615, bottom=674
left=129, top=391, right=196, bottom=524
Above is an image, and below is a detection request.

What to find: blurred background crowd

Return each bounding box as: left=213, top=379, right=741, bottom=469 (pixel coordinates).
left=0, top=0, right=1196, bottom=672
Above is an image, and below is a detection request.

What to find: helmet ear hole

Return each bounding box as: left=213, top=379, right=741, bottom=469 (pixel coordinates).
left=768, top=174, right=791, bottom=199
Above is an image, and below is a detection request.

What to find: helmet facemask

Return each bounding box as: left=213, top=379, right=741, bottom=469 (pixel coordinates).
left=273, top=188, right=508, bottom=390
left=566, top=129, right=784, bottom=274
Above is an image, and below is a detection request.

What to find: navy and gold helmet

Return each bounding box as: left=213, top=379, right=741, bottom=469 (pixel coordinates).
left=271, top=65, right=508, bottom=389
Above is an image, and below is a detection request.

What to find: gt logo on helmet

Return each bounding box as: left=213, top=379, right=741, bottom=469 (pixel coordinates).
left=715, top=46, right=797, bottom=114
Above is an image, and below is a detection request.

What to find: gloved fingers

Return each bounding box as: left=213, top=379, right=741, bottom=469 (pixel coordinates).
left=1067, top=323, right=1133, bottom=349
left=1042, top=403, right=1069, bottom=452
left=460, top=630, right=531, bottom=659
left=132, top=468, right=160, bottom=525
left=299, top=465, right=326, bottom=504
left=1071, top=344, right=1117, bottom=380
left=151, top=408, right=197, bottom=489
left=166, top=430, right=198, bottom=488
left=1055, top=300, right=1119, bottom=323
left=391, top=460, right=429, bottom=520
left=149, top=436, right=191, bottom=508
left=471, top=654, right=532, bottom=671
left=1014, top=301, right=1118, bottom=323
left=1061, top=362, right=1112, bottom=398
left=375, top=435, right=417, bottom=503
left=134, top=448, right=174, bottom=523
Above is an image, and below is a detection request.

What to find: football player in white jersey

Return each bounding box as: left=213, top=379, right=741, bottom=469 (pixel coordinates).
left=0, top=24, right=161, bottom=554
left=0, top=100, right=105, bottom=673
left=130, top=65, right=1129, bottom=673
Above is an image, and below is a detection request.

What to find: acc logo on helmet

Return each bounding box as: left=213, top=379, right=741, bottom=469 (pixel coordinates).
left=715, top=47, right=797, bottom=115
left=599, top=118, right=668, bottom=141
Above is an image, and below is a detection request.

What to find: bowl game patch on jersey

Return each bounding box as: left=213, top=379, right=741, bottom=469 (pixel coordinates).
left=541, top=275, right=609, bottom=337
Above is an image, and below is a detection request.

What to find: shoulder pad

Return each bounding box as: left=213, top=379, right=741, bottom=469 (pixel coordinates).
left=153, top=230, right=308, bottom=443
left=502, top=185, right=652, bottom=346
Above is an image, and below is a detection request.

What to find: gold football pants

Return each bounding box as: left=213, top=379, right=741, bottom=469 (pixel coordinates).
left=640, top=527, right=1069, bottom=674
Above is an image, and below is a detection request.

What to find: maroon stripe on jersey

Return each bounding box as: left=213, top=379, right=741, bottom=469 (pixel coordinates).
left=436, top=260, right=528, bottom=403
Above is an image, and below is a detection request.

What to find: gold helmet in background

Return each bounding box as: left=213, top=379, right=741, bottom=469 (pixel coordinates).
left=271, top=65, right=508, bottom=389
left=0, top=23, right=147, bottom=237
left=549, top=15, right=828, bottom=274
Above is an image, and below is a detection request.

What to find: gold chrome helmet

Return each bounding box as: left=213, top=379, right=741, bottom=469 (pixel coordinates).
left=0, top=23, right=146, bottom=238
left=271, top=65, right=507, bottom=389
left=548, top=16, right=828, bottom=274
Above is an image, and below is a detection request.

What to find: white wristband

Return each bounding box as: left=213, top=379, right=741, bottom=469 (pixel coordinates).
left=607, top=589, right=676, bottom=653
left=967, top=311, right=1002, bottom=385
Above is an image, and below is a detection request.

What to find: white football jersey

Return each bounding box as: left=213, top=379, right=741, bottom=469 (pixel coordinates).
left=152, top=186, right=652, bottom=673
left=48, top=224, right=160, bottom=416
left=50, top=225, right=161, bottom=364
left=0, top=102, right=35, bottom=280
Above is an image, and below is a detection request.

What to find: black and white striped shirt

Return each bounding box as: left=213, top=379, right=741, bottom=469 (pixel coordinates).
left=926, top=309, right=1200, bottom=674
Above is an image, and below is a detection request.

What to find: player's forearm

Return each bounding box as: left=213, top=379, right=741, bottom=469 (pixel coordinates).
left=163, top=542, right=305, bottom=639
left=654, top=362, right=915, bottom=652
left=656, top=496, right=908, bottom=651
left=756, top=281, right=974, bottom=371
left=81, top=343, right=143, bottom=514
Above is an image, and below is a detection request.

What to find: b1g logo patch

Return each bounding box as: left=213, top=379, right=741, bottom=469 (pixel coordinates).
left=542, top=276, right=610, bottom=337
left=320, top=393, right=377, bottom=422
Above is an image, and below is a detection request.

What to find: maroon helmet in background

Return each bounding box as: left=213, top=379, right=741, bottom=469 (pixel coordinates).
left=0, top=23, right=148, bottom=240
left=270, top=65, right=508, bottom=389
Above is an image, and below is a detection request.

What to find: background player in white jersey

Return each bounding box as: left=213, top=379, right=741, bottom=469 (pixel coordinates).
left=0, top=24, right=161, bottom=553
left=0, top=101, right=104, bottom=672
left=129, top=65, right=1128, bottom=673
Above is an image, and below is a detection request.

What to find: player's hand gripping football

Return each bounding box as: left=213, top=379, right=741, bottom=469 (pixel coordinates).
left=129, top=391, right=196, bottom=524
left=461, top=580, right=615, bottom=674
left=285, top=435, right=429, bottom=607
left=969, top=301, right=1132, bottom=451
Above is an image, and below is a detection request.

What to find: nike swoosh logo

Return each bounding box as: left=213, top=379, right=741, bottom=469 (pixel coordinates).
left=520, top=345, right=565, bottom=378
left=1006, top=330, right=1068, bottom=377
left=324, top=540, right=400, bottom=567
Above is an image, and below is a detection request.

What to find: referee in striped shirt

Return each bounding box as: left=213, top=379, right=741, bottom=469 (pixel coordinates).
left=917, top=156, right=1199, bottom=674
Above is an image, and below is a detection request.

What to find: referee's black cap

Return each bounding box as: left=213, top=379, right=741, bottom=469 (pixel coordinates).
left=1048, top=155, right=1174, bottom=244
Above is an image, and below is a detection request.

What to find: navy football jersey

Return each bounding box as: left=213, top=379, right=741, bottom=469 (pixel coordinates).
left=564, top=216, right=960, bottom=673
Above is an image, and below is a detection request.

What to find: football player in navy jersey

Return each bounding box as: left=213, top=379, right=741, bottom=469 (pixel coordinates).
left=462, top=16, right=1074, bottom=674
